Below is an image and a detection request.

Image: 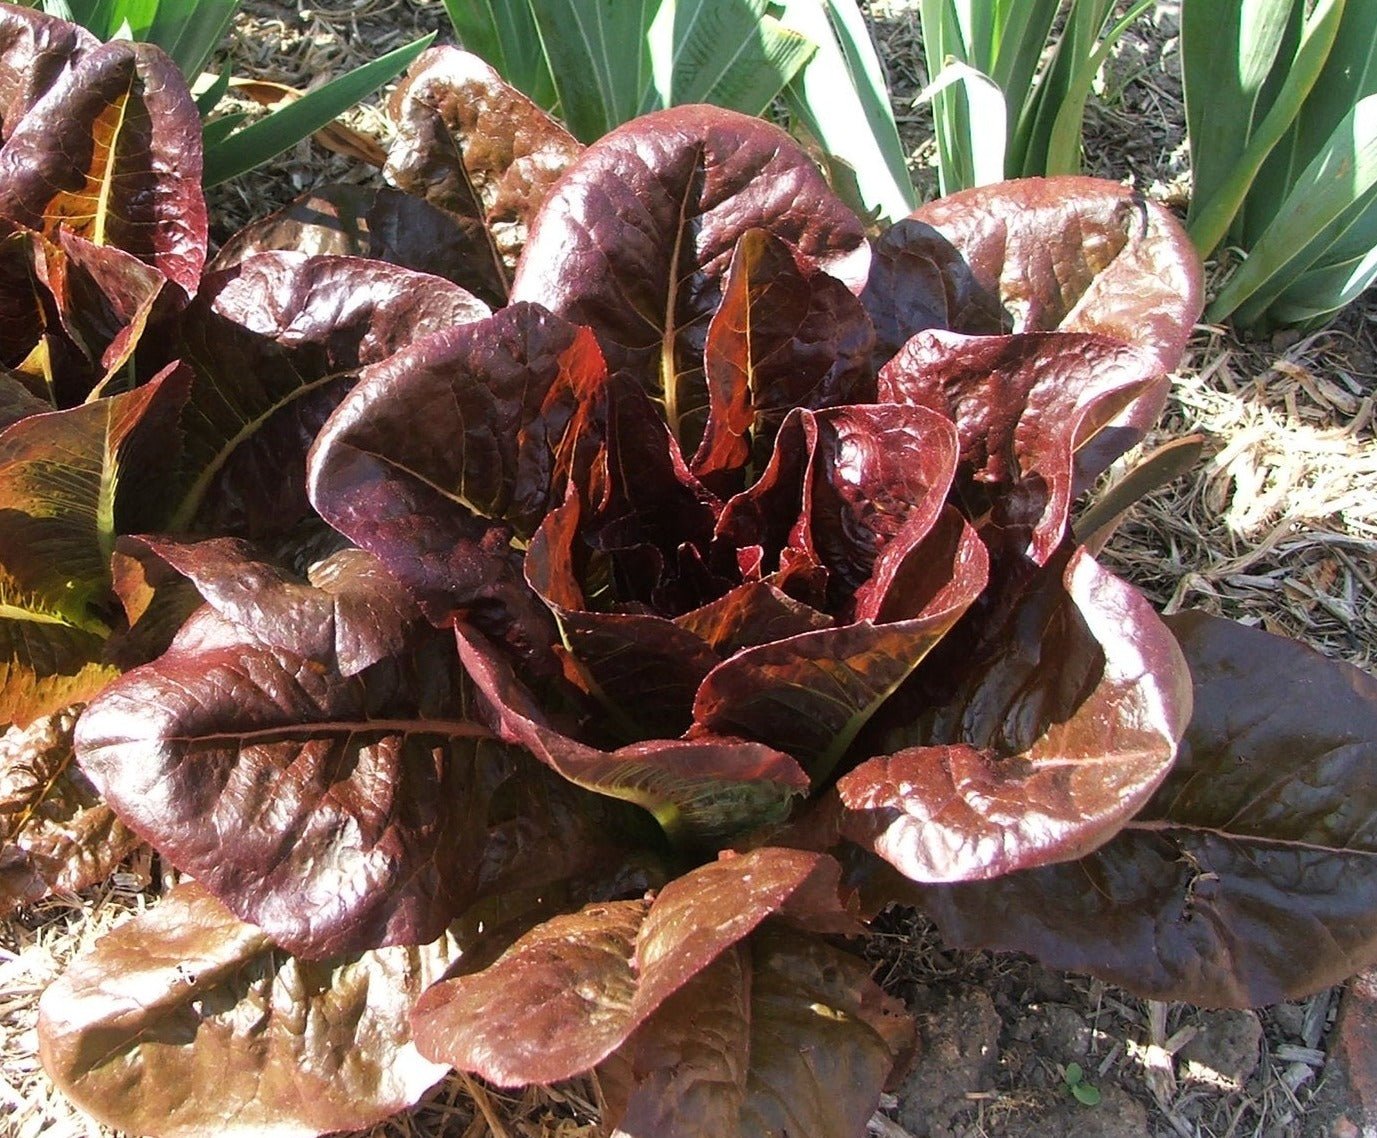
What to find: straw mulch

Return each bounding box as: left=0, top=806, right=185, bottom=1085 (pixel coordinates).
left=3, top=2, right=1374, bottom=1137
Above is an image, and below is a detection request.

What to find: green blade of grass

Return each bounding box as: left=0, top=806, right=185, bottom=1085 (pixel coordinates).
left=201, top=32, right=434, bottom=187
left=194, top=62, right=232, bottom=117
left=146, top=0, right=239, bottom=79
left=1236, top=183, right=1377, bottom=326
left=986, top=0, right=1059, bottom=141
left=1247, top=0, right=1377, bottom=247
left=919, top=0, right=973, bottom=192
left=1013, top=0, right=1115, bottom=177
left=200, top=109, right=246, bottom=149
left=525, top=0, right=655, bottom=141
left=914, top=59, right=1006, bottom=187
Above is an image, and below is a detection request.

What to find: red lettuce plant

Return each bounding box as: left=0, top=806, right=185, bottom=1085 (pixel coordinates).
left=5, top=33, right=1375, bottom=1138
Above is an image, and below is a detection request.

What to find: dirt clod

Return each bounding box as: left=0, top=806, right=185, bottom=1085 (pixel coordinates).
left=895, top=986, right=1002, bottom=1136
left=1040, top=1083, right=1152, bottom=1138
left=1180, top=1009, right=1264, bottom=1089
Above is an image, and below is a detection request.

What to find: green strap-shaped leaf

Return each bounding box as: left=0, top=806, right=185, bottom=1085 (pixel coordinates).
left=1041, top=0, right=1154, bottom=176
left=1182, top=0, right=1297, bottom=231
left=443, top=0, right=557, bottom=108
left=1268, top=191, right=1377, bottom=325
left=645, top=0, right=815, bottom=119
left=1186, top=0, right=1345, bottom=257
left=525, top=0, right=655, bottom=142
left=201, top=32, right=434, bottom=186
left=1210, top=93, right=1377, bottom=324
left=778, top=0, right=916, bottom=221
left=144, top=0, right=239, bottom=81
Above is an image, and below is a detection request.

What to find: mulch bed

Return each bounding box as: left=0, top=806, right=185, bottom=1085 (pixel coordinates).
left=3, top=2, right=1373, bottom=1136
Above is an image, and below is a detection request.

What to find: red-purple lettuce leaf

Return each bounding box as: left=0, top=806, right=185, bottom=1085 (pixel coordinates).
left=831, top=550, right=1191, bottom=884
left=102, top=536, right=203, bottom=667
left=908, top=177, right=1203, bottom=478
left=0, top=708, right=139, bottom=914
left=158, top=251, right=489, bottom=538
left=0, top=614, right=112, bottom=729
left=132, top=537, right=418, bottom=678
left=0, top=371, right=185, bottom=620
left=308, top=302, right=612, bottom=667
left=410, top=847, right=857, bottom=1086
left=521, top=380, right=723, bottom=736
left=0, top=225, right=168, bottom=407
left=0, top=39, right=206, bottom=293
left=599, top=927, right=913, bottom=1138
left=526, top=522, right=721, bottom=738
left=692, top=227, right=875, bottom=492
left=878, top=330, right=1165, bottom=561
left=696, top=511, right=989, bottom=782
left=455, top=623, right=809, bottom=847
left=674, top=580, right=835, bottom=656
left=509, top=105, right=870, bottom=452
left=860, top=218, right=1004, bottom=361
left=47, top=230, right=171, bottom=396
left=0, top=367, right=49, bottom=429
left=385, top=46, right=583, bottom=302
left=38, top=882, right=456, bottom=1138
left=910, top=176, right=1202, bottom=374
left=0, top=5, right=96, bottom=142
left=715, top=403, right=959, bottom=615
left=209, top=183, right=506, bottom=306
left=74, top=578, right=637, bottom=958
left=0, top=225, right=58, bottom=381
left=915, top=611, right=1377, bottom=1007
left=526, top=364, right=719, bottom=617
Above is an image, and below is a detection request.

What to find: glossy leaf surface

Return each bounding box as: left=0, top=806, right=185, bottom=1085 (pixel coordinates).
left=410, top=848, right=852, bottom=1085
left=918, top=611, right=1377, bottom=1006
left=0, top=4, right=96, bottom=142
left=693, top=228, right=874, bottom=490
left=209, top=184, right=503, bottom=303
left=841, top=551, right=1191, bottom=882
left=136, top=539, right=419, bottom=677
left=600, top=928, right=913, bottom=1138
left=860, top=218, right=1004, bottom=361
left=309, top=302, right=605, bottom=665
left=878, top=330, right=1164, bottom=560
left=39, top=883, right=455, bottom=1138
left=910, top=175, right=1202, bottom=376
left=0, top=225, right=168, bottom=408
left=162, top=251, right=489, bottom=536
left=509, top=105, right=869, bottom=449
left=456, top=624, right=809, bottom=847
left=0, top=39, right=206, bottom=292
left=77, top=540, right=639, bottom=958
left=0, top=709, right=138, bottom=913
left=696, top=511, right=987, bottom=780
left=385, top=46, right=582, bottom=301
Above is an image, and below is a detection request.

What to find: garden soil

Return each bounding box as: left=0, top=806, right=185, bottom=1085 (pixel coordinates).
left=3, top=2, right=1374, bottom=1136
